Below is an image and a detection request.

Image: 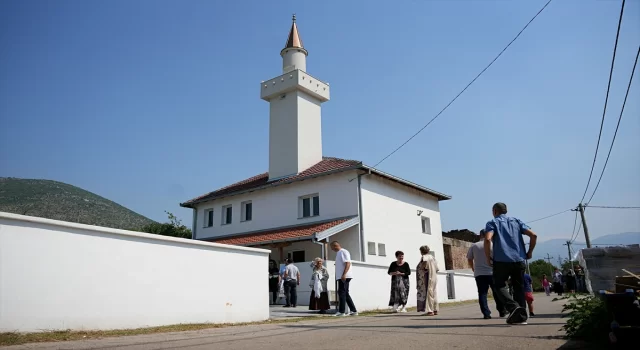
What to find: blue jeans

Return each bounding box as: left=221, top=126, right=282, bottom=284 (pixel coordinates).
left=475, top=275, right=506, bottom=317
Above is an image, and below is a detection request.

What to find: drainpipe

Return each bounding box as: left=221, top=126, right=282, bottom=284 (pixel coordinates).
left=312, top=235, right=326, bottom=260
left=191, top=208, right=197, bottom=240
left=356, top=170, right=370, bottom=262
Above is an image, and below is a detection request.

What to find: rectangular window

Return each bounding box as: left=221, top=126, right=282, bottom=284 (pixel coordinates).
left=204, top=209, right=214, bottom=227
left=299, top=194, right=319, bottom=218
left=378, top=243, right=386, bottom=257
left=241, top=201, right=252, bottom=222
left=312, top=196, right=320, bottom=216
left=222, top=205, right=232, bottom=225
left=421, top=216, right=431, bottom=234
left=287, top=250, right=306, bottom=263
left=302, top=198, right=311, bottom=217
left=367, top=241, right=376, bottom=255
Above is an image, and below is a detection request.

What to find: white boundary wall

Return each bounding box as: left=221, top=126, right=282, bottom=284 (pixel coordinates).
left=0, top=212, right=270, bottom=332
left=286, top=260, right=477, bottom=310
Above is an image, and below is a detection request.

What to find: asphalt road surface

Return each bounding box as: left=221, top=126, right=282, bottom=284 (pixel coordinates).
left=7, top=294, right=569, bottom=350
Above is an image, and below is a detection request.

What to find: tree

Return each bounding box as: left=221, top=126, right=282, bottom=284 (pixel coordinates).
left=528, top=259, right=557, bottom=291
left=138, top=211, right=192, bottom=239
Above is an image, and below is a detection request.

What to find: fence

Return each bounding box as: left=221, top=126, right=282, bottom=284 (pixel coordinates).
left=0, top=212, right=271, bottom=332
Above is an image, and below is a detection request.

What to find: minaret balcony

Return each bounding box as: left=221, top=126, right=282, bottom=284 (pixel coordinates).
left=260, top=70, right=330, bottom=102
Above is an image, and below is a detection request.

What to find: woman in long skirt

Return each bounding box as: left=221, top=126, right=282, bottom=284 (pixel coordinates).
left=308, top=257, right=330, bottom=314
left=416, top=245, right=439, bottom=316
left=388, top=250, right=411, bottom=312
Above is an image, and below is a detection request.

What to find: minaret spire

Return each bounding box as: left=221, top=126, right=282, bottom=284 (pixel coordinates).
left=284, top=14, right=305, bottom=50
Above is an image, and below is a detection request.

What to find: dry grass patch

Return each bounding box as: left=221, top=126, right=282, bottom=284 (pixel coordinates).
left=0, top=316, right=320, bottom=347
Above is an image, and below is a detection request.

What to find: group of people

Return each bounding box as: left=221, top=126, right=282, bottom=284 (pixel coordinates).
left=542, top=265, right=586, bottom=296
left=268, top=202, right=540, bottom=325
left=465, top=202, right=538, bottom=324
left=268, top=241, right=359, bottom=316
left=386, top=245, right=440, bottom=315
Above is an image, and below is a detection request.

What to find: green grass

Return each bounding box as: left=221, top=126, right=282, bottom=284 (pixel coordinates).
left=0, top=299, right=484, bottom=347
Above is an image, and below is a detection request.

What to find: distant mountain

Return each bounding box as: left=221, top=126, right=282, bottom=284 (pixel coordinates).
left=532, top=232, right=640, bottom=264
left=0, top=177, right=155, bottom=230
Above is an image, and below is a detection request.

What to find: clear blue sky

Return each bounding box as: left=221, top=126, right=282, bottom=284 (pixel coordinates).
left=1, top=0, right=638, bottom=242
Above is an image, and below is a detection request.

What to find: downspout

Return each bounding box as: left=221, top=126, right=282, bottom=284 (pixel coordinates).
left=356, top=170, right=369, bottom=262
left=312, top=234, right=326, bottom=260
left=191, top=208, right=197, bottom=240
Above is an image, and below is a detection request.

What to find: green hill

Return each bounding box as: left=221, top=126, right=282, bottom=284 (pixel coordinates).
left=0, top=177, right=155, bottom=230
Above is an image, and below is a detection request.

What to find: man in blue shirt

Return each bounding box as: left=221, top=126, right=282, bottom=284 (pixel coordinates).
left=484, top=202, right=537, bottom=325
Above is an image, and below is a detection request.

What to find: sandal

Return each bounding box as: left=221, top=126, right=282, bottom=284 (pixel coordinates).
left=425, top=312, right=435, bottom=316
left=434, top=311, right=438, bottom=315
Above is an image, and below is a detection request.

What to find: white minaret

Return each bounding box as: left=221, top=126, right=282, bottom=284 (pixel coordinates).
left=260, top=15, right=330, bottom=181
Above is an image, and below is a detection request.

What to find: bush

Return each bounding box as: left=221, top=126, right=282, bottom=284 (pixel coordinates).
left=560, top=294, right=609, bottom=341
left=137, top=211, right=191, bottom=239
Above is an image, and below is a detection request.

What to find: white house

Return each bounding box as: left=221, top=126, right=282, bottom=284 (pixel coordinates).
left=180, top=16, right=452, bottom=271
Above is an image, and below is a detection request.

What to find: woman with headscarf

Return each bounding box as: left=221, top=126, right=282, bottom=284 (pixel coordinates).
left=388, top=250, right=411, bottom=312
left=268, top=259, right=280, bottom=305
left=416, top=245, right=439, bottom=316
left=308, top=257, right=330, bottom=314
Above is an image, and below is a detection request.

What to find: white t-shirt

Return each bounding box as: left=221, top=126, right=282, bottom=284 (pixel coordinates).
left=335, top=248, right=354, bottom=280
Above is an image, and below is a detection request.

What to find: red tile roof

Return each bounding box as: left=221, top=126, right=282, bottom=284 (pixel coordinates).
left=207, top=218, right=351, bottom=246
left=181, top=157, right=361, bottom=207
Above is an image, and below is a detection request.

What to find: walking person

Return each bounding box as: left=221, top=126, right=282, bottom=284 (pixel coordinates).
left=542, top=274, right=551, bottom=296
left=331, top=241, right=358, bottom=317
left=467, top=230, right=507, bottom=319
left=282, top=258, right=300, bottom=308
left=388, top=251, right=411, bottom=313
left=416, top=245, right=439, bottom=316
left=565, top=268, right=576, bottom=294
left=268, top=259, right=280, bottom=305
left=574, top=265, right=585, bottom=293
left=484, top=202, right=537, bottom=325
left=552, top=268, right=564, bottom=296
left=524, top=273, right=535, bottom=317
left=308, top=258, right=330, bottom=314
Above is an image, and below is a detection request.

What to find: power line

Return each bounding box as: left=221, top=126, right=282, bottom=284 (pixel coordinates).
left=568, top=210, right=579, bottom=242
left=370, top=0, right=554, bottom=169
left=586, top=205, right=640, bottom=209
left=586, top=45, right=640, bottom=204
left=525, top=208, right=571, bottom=224
left=570, top=220, right=583, bottom=244
left=579, top=0, right=626, bottom=204
left=573, top=243, right=628, bottom=246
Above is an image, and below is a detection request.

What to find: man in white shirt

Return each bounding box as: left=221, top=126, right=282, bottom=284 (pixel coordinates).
left=467, top=229, right=507, bottom=319
left=282, top=258, right=300, bottom=308
left=330, top=241, right=358, bottom=316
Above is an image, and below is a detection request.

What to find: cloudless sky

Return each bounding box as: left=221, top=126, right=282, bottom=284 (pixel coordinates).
left=1, top=0, right=639, bottom=243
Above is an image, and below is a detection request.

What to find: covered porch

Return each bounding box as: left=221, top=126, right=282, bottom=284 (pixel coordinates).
left=210, top=216, right=361, bottom=263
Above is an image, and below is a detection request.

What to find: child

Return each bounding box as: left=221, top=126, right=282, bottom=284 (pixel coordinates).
left=542, top=274, right=551, bottom=296
left=524, top=273, right=535, bottom=317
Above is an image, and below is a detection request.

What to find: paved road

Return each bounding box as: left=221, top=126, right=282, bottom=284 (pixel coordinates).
left=7, top=295, right=568, bottom=350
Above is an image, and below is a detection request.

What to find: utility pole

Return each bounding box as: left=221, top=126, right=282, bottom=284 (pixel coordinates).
left=564, top=241, right=573, bottom=265
left=577, top=203, right=592, bottom=248
left=544, top=253, right=554, bottom=275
